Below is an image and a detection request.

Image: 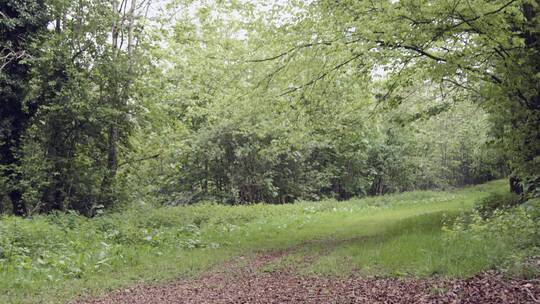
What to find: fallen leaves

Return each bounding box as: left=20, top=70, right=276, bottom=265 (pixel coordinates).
left=76, top=253, right=539, bottom=304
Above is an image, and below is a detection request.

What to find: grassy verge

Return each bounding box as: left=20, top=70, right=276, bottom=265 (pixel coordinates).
left=0, top=180, right=513, bottom=303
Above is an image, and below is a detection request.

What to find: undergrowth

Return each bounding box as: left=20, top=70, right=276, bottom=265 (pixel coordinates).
left=1, top=180, right=537, bottom=304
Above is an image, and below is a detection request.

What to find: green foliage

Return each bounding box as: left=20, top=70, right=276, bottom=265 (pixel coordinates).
left=126, top=91, right=503, bottom=205
left=0, top=0, right=49, bottom=216
left=122, top=3, right=505, bottom=206
left=1, top=0, right=146, bottom=215
left=473, top=192, right=522, bottom=219
left=2, top=0, right=526, bottom=213
left=233, top=0, right=540, bottom=194
left=448, top=198, right=540, bottom=278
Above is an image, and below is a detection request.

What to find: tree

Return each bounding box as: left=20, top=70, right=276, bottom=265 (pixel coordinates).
left=252, top=0, right=539, bottom=196
left=1, top=0, right=151, bottom=215
left=122, top=0, right=504, bottom=206
left=0, top=0, right=48, bottom=215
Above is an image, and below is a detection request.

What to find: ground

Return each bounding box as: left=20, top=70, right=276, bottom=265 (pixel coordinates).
left=77, top=247, right=540, bottom=304
left=2, top=181, right=539, bottom=303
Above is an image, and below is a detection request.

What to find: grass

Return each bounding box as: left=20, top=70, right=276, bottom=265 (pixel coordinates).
left=0, top=180, right=520, bottom=303
left=297, top=211, right=509, bottom=278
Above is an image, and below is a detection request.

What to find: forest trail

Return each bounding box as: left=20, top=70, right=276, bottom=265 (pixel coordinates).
left=77, top=241, right=540, bottom=304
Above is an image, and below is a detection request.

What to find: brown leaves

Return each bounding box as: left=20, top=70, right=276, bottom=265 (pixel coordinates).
left=77, top=254, right=539, bottom=304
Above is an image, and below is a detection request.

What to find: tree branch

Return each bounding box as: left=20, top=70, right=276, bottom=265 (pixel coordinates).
left=246, top=41, right=334, bottom=63
left=118, top=154, right=160, bottom=168
left=278, top=53, right=364, bottom=97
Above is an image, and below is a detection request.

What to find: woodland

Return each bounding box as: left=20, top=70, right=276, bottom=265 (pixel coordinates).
left=0, top=0, right=539, bottom=303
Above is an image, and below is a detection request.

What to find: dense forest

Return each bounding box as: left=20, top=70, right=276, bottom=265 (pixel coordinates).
left=1, top=1, right=540, bottom=303
left=2, top=0, right=537, bottom=216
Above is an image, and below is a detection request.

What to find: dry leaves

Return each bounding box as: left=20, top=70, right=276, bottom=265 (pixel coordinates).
left=76, top=253, right=539, bottom=304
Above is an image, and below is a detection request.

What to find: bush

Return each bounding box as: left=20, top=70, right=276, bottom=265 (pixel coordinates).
left=473, top=191, right=521, bottom=218
left=448, top=198, right=540, bottom=278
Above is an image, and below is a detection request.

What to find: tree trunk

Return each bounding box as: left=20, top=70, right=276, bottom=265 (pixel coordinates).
left=0, top=104, right=29, bottom=216
left=100, top=124, right=119, bottom=208
left=8, top=190, right=27, bottom=216
left=509, top=175, right=523, bottom=195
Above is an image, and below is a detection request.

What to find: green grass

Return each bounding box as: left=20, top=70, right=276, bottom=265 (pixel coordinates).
left=299, top=211, right=509, bottom=278
left=0, top=180, right=519, bottom=303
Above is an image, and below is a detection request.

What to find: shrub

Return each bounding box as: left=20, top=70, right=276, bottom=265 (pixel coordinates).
left=448, top=198, right=540, bottom=277
left=473, top=191, right=521, bottom=218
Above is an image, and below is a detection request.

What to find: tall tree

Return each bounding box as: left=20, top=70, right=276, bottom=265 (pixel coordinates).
left=1, top=0, right=151, bottom=215
left=101, top=0, right=144, bottom=207
left=0, top=0, right=48, bottom=215
left=252, top=0, right=539, bottom=195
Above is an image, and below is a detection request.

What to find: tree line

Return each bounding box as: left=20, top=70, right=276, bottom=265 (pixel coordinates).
left=1, top=0, right=538, bottom=215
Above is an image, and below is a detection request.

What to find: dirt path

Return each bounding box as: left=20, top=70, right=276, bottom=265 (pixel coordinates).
left=76, top=249, right=539, bottom=304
